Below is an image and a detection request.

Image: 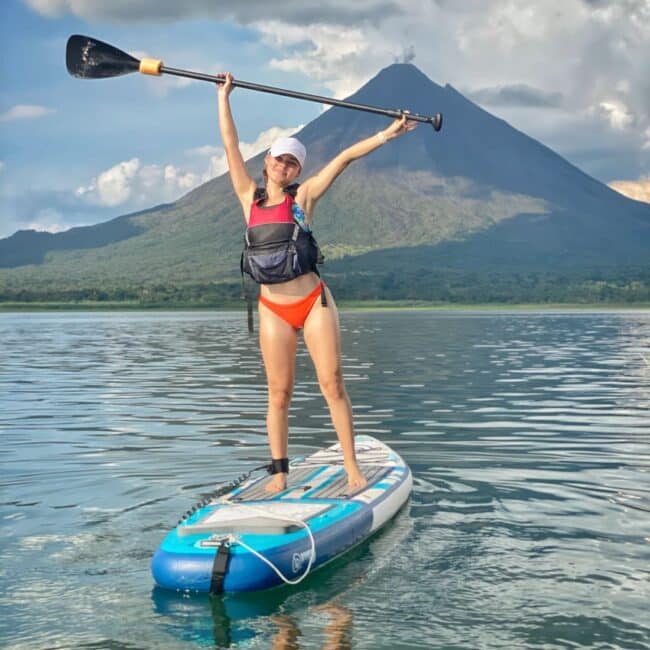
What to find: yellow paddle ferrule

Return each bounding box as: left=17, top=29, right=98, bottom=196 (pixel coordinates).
left=139, top=58, right=163, bottom=76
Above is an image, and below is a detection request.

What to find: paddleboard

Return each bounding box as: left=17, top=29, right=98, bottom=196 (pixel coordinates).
left=151, top=434, right=412, bottom=593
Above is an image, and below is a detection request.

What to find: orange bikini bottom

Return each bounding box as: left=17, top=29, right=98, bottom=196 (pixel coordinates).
left=259, top=282, right=326, bottom=330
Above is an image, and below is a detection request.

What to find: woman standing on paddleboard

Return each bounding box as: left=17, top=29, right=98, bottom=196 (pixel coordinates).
left=217, top=72, right=416, bottom=493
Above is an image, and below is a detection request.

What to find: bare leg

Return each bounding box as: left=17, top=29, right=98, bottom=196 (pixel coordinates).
left=259, top=302, right=298, bottom=493
left=303, top=287, right=366, bottom=491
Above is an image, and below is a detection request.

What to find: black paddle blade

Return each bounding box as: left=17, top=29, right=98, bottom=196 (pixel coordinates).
left=66, top=35, right=140, bottom=79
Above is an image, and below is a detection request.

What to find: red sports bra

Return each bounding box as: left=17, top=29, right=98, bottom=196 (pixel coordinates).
left=248, top=193, right=294, bottom=227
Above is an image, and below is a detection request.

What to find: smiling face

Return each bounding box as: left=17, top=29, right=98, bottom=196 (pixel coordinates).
left=264, top=153, right=301, bottom=186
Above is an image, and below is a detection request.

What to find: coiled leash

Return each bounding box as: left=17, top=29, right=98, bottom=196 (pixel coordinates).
left=208, top=459, right=316, bottom=592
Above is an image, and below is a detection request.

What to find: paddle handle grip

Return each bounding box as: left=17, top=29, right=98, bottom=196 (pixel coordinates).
left=140, top=58, right=163, bottom=76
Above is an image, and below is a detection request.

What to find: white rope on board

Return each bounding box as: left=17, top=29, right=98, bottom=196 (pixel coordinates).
left=218, top=499, right=317, bottom=586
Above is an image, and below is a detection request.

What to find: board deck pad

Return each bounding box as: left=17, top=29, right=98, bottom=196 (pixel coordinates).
left=229, top=464, right=390, bottom=502
left=178, top=502, right=332, bottom=536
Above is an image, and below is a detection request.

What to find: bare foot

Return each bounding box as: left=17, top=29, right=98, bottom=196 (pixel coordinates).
left=345, top=464, right=367, bottom=493
left=264, top=473, right=287, bottom=494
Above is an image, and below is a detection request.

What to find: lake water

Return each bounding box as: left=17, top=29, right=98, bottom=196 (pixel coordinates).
left=1, top=310, right=649, bottom=649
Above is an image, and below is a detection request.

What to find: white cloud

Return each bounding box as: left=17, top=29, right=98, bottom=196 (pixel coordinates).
left=76, top=158, right=141, bottom=207
left=0, top=105, right=55, bottom=122
left=598, top=100, right=634, bottom=130
left=202, top=124, right=302, bottom=181
left=470, top=84, right=564, bottom=109
left=75, top=157, right=200, bottom=207
left=25, top=208, right=68, bottom=234
left=257, top=22, right=373, bottom=99
left=23, top=0, right=400, bottom=25
left=22, top=0, right=61, bottom=17
left=144, top=73, right=198, bottom=97
left=608, top=177, right=650, bottom=204
left=185, top=145, right=222, bottom=157
left=74, top=124, right=302, bottom=210
left=0, top=187, right=118, bottom=239
left=642, top=127, right=650, bottom=151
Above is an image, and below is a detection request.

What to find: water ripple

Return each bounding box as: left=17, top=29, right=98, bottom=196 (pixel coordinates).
left=1, top=310, right=649, bottom=649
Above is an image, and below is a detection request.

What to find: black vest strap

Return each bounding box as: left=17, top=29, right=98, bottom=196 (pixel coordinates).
left=246, top=295, right=254, bottom=333
left=254, top=183, right=299, bottom=203
left=210, top=540, right=231, bottom=594
left=240, top=256, right=255, bottom=334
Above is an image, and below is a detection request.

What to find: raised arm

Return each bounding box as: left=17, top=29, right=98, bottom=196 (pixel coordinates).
left=298, top=114, right=417, bottom=215
left=217, top=73, right=256, bottom=217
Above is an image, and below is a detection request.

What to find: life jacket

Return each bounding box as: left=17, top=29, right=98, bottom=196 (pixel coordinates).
left=240, top=185, right=324, bottom=285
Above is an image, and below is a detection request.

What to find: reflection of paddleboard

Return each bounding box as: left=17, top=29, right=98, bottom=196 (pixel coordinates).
left=151, top=435, right=412, bottom=593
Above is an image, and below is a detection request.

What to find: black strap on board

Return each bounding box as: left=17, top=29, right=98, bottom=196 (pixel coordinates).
left=209, top=540, right=231, bottom=594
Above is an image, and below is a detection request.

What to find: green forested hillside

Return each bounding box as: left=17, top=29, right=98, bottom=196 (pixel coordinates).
left=0, top=169, right=549, bottom=291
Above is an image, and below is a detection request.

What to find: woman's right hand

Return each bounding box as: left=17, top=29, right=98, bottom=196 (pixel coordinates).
left=216, top=72, right=234, bottom=98
left=383, top=112, right=418, bottom=140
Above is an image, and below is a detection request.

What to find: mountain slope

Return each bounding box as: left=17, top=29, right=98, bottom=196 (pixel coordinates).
left=1, top=63, right=648, bottom=301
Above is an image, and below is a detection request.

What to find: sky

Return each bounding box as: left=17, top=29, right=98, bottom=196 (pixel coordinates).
left=1, top=0, right=649, bottom=239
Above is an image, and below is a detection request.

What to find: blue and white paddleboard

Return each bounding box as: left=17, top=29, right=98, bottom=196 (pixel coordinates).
left=151, top=435, right=412, bottom=593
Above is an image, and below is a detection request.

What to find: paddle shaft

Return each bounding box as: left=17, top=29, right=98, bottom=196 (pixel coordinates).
left=65, top=35, right=442, bottom=129
left=161, top=65, right=441, bottom=128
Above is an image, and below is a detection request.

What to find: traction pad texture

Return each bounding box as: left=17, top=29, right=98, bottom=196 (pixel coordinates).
left=230, top=465, right=390, bottom=502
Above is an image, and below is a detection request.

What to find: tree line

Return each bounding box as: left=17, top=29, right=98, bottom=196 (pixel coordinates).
left=2, top=269, right=649, bottom=306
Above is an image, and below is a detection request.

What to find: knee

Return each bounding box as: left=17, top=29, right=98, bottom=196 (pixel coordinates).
left=319, top=371, right=346, bottom=402
left=268, top=386, right=292, bottom=411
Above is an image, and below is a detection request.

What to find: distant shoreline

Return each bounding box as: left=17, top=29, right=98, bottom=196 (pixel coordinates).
left=1, top=300, right=649, bottom=312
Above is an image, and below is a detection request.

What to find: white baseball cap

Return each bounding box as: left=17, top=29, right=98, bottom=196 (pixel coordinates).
left=269, top=137, right=307, bottom=169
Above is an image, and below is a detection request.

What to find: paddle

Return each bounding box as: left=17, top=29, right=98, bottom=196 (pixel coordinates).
left=66, top=35, right=443, bottom=131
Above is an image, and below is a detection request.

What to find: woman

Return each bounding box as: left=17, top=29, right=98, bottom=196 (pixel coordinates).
left=217, top=73, right=416, bottom=493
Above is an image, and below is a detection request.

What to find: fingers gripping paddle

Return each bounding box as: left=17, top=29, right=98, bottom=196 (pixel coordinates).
left=66, top=35, right=443, bottom=131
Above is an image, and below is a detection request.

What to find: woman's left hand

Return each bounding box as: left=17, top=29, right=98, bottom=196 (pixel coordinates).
left=216, top=71, right=235, bottom=98
left=383, top=113, right=418, bottom=140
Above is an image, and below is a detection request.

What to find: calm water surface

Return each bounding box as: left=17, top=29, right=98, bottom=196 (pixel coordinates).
left=1, top=310, right=649, bottom=649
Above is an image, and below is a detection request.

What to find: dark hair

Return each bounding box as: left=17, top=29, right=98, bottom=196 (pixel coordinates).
left=254, top=180, right=300, bottom=202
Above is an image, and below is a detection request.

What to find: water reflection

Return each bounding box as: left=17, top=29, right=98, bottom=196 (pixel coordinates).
left=150, top=509, right=412, bottom=648
left=152, top=589, right=354, bottom=649
left=267, top=605, right=352, bottom=650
